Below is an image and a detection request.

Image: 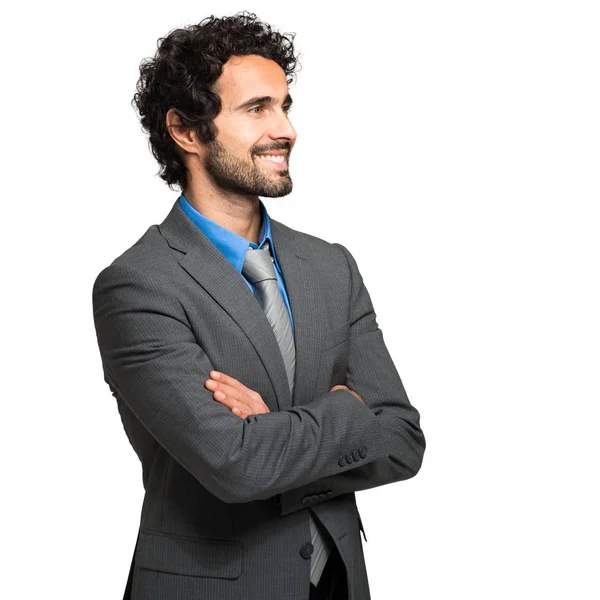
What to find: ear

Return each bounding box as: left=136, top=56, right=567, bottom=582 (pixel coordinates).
left=166, top=109, right=202, bottom=156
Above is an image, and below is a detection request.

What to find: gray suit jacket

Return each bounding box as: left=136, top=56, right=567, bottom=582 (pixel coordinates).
left=92, top=199, right=425, bottom=600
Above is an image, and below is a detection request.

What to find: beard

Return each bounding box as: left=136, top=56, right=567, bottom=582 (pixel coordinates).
left=203, top=138, right=293, bottom=198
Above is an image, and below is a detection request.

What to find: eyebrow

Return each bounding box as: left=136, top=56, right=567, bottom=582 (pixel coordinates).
left=234, top=94, right=293, bottom=112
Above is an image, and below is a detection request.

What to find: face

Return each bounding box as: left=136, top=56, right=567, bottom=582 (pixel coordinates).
left=203, top=54, right=297, bottom=198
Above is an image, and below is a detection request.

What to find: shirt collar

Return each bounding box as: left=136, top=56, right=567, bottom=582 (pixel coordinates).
left=178, top=193, right=280, bottom=274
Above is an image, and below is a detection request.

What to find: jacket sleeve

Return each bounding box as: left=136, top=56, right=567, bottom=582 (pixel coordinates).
left=92, top=263, right=387, bottom=504
left=278, top=242, right=426, bottom=516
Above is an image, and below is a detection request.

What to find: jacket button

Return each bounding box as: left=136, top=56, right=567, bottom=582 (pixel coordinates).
left=325, top=491, right=333, bottom=498
left=318, top=493, right=327, bottom=501
left=301, top=496, right=310, bottom=505
left=300, top=542, right=314, bottom=559
left=359, top=446, right=367, bottom=458
left=338, top=456, right=346, bottom=467
left=345, top=453, right=354, bottom=463
left=352, top=449, right=361, bottom=461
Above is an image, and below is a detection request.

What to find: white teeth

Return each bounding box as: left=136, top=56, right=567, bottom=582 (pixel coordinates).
left=257, top=154, right=285, bottom=163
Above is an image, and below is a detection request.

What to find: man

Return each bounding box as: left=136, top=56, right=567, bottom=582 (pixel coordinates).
left=93, top=12, right=425, bottom=600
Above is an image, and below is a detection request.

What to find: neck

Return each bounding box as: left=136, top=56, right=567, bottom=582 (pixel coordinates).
left=183, top=175, right=262, bottom=244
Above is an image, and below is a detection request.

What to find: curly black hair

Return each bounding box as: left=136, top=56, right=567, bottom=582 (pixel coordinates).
left=132, top=11, right=300, bottom=191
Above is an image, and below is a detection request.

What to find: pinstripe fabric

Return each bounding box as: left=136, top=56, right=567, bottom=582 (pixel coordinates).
left=92, top=199, right=425, bottom=600
left=243, top=241, right=333, bottom=586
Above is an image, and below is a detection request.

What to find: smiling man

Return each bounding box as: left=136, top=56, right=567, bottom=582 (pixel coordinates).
left=183, top=56, right=296, bottom=200
left=92, top=12, right=425, bottom=600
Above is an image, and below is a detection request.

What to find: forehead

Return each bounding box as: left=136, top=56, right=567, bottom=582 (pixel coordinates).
left=215, top=54, right=289, bottom=106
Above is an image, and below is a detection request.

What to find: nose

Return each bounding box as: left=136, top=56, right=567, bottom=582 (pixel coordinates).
left=268, top=109, right=297, bottom=145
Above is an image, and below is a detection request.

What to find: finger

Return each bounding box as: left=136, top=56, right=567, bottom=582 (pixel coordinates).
left=205, top=378, right=268, bottom=417
left=211, top=386, right=268, bottom=418
left=211, top=387, right=246, bottom=415
left=210, top=371, right=253, bottom=395
left=207, top=380, right=255, bottom=412
left=330, top=385, right=347, bottom=392
left=229, top=403, right=247, bottom=418
left=218, top=396, right=251, bottom=420
left=207, top=378, right=264, bottom=409
left=206, top=381, right=247, bottom=405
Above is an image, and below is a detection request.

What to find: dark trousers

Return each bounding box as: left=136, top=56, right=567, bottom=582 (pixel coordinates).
left=309, top=546, right=348, bottom=600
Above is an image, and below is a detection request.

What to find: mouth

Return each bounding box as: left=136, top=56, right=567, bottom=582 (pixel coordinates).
left=255, top=153, right=289, bottom=169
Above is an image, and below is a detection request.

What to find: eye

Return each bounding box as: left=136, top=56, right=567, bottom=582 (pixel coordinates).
left=248, top=106, right=263, bottom=114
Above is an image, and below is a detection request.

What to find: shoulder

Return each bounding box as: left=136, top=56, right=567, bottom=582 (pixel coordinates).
left=92, top=223, right=181, bottom=302
left=271, top=218, right=354, bottom=262
left=108, top=224, right=178, bottom=271
left=271, top=218, right=359, bottom=278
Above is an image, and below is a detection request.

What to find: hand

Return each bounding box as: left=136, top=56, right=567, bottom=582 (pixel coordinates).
left=205, top=371, right=270, bottom=418
left=330, top=384, right=364, bottom=403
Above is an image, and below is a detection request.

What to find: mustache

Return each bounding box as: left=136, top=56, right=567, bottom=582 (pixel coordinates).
left=252, top=142, right=291, bottom=155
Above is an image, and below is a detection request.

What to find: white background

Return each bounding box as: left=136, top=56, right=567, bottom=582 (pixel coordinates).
left=2, top=1, right=599, bottom=598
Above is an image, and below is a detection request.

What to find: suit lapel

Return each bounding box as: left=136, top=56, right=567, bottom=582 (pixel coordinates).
left=158, top=200, right=324, bottom=413
left=270, top=218, right=325, bottom=408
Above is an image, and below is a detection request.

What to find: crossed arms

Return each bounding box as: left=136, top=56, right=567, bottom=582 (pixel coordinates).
left=92, top=242, right=425, bottom=512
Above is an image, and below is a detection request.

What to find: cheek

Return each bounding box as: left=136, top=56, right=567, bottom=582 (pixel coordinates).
left=217, top=117, right=264, bottom=157
left=228, top=136, right=261, bottom=162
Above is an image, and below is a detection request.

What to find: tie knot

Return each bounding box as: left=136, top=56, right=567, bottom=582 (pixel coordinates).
left=242, top=240, right=276, bottom=284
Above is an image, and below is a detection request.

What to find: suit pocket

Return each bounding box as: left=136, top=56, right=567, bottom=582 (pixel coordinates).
left=136, top=528, right=243, bottom=580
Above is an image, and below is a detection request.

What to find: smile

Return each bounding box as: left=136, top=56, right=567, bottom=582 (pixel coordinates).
left=256, top=154, right=287, bottom=166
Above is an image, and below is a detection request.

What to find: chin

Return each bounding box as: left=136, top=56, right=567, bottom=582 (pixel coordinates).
left=260, top=183, right=293, bottom=198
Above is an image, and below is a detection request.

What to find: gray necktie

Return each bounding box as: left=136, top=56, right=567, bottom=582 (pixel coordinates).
left=242, top=240, right=333, bottom=586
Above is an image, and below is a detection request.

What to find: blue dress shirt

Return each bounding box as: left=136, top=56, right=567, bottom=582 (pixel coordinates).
left=179, top=194, right=295, bottom=336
